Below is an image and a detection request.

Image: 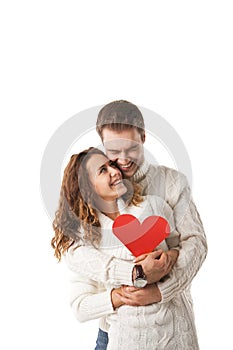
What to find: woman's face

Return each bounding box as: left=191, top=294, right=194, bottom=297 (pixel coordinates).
left=86, top=153, right=127, bottom=202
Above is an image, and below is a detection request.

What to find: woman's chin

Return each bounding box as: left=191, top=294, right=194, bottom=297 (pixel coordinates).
left=115, top=184, right=128, bottom=198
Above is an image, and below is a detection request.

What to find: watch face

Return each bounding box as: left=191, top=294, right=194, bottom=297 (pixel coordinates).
left=134, top=278, right=147, bottom=288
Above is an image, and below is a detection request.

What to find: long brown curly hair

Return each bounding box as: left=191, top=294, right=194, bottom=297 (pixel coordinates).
left=51, top=147, right=143, bottom=261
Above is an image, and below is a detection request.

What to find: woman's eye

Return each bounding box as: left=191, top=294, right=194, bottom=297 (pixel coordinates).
left=99, top=167, right=107, bottom=174
left=109, top=161, right=117, bottom=168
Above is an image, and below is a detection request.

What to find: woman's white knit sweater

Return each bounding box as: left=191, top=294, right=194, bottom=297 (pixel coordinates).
left=66, top=162, right=207, bottom=350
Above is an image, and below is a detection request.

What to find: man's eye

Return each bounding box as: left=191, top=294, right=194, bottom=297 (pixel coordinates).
left=130, top=145, right=139, bottom=151
left=108, top=150, right=119, bottom=155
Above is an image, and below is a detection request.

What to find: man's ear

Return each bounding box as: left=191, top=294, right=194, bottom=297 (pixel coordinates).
left=141, top=132, right=146, bottom=143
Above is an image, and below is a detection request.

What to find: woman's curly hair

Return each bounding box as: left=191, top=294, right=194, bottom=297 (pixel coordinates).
left=51, top=147, right=143, bottom=261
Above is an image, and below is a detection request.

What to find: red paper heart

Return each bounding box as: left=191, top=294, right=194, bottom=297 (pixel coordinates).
left=112, top=214, right=170, bottom=257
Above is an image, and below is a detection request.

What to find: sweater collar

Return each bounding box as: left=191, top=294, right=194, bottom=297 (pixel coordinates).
left=97, top=198, right=130, bottom=249
left=132, top=160, right=150, bottom=182
left=98, top=198, right=127, bottom=225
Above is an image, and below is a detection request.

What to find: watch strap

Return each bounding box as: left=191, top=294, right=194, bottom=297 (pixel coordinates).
left=134, top=264, right=145, bottom=279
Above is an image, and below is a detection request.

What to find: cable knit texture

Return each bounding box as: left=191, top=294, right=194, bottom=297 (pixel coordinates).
left=66, top=163, right=207, bottom=350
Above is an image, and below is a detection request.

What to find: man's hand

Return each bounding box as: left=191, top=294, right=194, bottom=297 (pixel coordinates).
left=133, top=249, right=179, bottom=284
left=114, top=284, right=162, bottom=306
left=111, top=250, right=179, bottom=308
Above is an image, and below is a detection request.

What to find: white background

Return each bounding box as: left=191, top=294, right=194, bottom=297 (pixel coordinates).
left=1, top=1, right=233, bottom=349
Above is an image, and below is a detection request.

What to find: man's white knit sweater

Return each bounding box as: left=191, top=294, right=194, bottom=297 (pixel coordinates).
left=66, top=162, right=207, bottom=349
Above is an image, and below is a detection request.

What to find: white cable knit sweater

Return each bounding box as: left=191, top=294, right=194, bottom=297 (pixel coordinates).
left=66, top=163, right=207, bottom=350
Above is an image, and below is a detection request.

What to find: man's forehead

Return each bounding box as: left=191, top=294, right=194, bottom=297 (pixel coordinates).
left=104, top=138, right=140, bottom=149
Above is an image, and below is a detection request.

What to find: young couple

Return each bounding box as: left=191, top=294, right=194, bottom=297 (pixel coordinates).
left=52, top=100, right=207, bottom=349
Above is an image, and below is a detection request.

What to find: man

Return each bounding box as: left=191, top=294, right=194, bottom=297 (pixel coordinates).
left=67, top=100, right=207, bottom=349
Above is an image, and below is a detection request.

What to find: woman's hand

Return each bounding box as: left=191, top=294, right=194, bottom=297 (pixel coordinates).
left=133, top=249, right=179, bottom=284
left=111, top=287, right=125, bottom=309
left=114, top=284, right=162, bottom=306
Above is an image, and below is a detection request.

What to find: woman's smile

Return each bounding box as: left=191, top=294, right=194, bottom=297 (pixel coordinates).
left=86, top=153, right=127, bottom=202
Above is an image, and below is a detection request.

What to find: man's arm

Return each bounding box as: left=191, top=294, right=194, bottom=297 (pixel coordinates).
left=157, top=185, right=207, bottom=303
left=135, top=176, right=207, bottom=304
left=114, top=249, right=178, bottom=307
left=121, top=171, right=207, bottom=306
left=133, top=249, right=179, bottom=284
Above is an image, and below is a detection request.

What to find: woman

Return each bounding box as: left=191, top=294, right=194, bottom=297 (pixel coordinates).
left=52, top=147, right=196, bottom=350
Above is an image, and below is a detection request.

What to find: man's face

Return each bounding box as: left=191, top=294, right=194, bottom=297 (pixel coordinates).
left=102, top=128, right=145, bottom=178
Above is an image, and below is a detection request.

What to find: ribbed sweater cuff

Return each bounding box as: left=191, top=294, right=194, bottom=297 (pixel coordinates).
left=81, top=290, right=114, bottom=320
left=108, top=260, right=134, bottom=286
left=157, top=279, right=175, bottom=304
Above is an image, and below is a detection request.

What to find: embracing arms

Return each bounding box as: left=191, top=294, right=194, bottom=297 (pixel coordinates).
left=68, top=249, right=175, bottom=322
left=66, top=170, right=207, bottom=308
left=66, top=246, right=177, bottom=312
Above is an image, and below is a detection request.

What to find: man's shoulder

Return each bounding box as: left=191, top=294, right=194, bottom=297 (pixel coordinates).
left=148, top=164, right=187, bottom=182
left=146, top=164, right=189, bottom=196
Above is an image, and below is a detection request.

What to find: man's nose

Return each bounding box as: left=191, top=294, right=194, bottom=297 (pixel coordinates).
left=118, top=157, right=129, bottom=164
left=117, top=151, right=129, bottom=161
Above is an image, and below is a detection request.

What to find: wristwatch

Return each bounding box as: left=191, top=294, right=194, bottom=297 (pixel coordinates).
left=133, top=265, right=147, bottom=288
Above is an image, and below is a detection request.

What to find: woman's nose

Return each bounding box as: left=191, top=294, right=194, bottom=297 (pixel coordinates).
left=109, top=166, right=119, bottom=176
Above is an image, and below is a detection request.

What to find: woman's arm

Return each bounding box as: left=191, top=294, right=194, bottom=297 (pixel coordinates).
left=65, top=246, right=134, bottom=286
left=114, top=284, right=162, bottom=306
left=69, top=272, right=124, bottom=322
left=66, top=244, right=174, bottom=289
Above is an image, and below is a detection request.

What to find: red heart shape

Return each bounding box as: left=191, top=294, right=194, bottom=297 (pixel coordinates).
left=112, top=214, right=170, bottom=257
